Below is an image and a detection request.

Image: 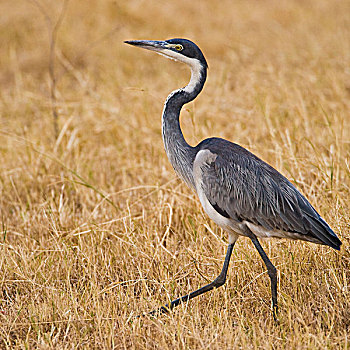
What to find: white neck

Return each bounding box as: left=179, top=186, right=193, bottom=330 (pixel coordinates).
left=183, top=59, right=203, bottom=94
left=155, top=49, right=204, bottom=96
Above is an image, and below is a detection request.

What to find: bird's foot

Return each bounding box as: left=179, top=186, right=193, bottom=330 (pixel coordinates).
left=147, top=304, right=171, bottom=317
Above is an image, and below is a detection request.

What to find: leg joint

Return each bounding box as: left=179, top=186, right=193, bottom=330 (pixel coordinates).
left=213, top=273, right=227, bottom=288
left=267, top=265, right=277, bottom=279
left=268, top=264, right=277, bottom=275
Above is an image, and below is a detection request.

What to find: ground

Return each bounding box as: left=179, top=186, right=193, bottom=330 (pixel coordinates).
left=0, top=0, right=349, bottom=348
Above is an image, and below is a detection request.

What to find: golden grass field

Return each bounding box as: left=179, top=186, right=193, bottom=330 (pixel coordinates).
left=1, top=0, right=349, bottom=348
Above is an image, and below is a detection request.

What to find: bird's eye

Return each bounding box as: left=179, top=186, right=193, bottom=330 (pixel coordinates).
left=174, top=44, right=183, bottom=51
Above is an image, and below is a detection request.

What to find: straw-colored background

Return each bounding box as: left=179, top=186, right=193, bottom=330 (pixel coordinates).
left=1, top=0, right=349, bottom=348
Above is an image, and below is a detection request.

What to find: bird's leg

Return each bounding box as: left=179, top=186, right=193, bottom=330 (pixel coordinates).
left=247, top=232, right=278, bottom=322
left=148, top=242, right=235, bottom=316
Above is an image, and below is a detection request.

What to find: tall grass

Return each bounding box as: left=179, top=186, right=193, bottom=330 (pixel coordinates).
left=0, top=0, right=349, bottom=348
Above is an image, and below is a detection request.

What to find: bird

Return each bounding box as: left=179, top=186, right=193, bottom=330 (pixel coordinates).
left=124, top=38, right=342, bottom=320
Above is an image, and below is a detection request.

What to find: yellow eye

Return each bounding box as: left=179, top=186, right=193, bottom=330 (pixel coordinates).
left=174, top=44, right=183, bottom=51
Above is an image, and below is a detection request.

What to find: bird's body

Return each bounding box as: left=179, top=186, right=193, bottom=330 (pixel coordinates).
left=125, top=38, right=342, bottom=319
left=195, top=138, right=340, bottom=246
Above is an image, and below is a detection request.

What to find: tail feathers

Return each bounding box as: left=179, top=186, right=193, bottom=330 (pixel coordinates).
left=296, top=193, right=342, bottom=250
left=304, top=213, right=342, bottom=250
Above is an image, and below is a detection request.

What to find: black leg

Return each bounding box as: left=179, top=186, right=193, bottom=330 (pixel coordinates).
left=149, top=243, right=235, bottom=316
left=248, top=234, right=278, bottom=322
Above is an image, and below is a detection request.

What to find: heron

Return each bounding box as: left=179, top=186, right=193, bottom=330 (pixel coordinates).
left=124, top=38, right=342, bottom=320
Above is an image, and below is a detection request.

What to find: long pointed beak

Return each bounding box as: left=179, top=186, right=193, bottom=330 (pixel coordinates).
left=124, top=40, right=168, bottom=52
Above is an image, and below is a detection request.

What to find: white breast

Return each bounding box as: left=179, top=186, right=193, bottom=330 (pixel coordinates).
left=193, top=150, right=239, bottom=244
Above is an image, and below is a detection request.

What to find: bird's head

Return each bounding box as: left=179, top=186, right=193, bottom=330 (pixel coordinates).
left=124, top=38, right=208, bottom=70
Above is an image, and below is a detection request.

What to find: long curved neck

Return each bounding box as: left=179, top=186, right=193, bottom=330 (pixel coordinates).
left=162, top=60, right=207, bottom=189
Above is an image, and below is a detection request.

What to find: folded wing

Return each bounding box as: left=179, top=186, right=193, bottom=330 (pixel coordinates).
left=197, top=138, right=341, bottom=250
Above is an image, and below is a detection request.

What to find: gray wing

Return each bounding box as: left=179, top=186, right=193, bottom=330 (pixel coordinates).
left=197, top=138, right=341, bottom=250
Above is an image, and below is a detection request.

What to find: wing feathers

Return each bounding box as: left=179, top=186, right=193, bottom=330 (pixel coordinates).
left=197, top=138, right=341, bottom=249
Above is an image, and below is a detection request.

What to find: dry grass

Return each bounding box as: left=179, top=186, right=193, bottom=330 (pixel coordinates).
left=1, top=0, right=349, bottom=348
